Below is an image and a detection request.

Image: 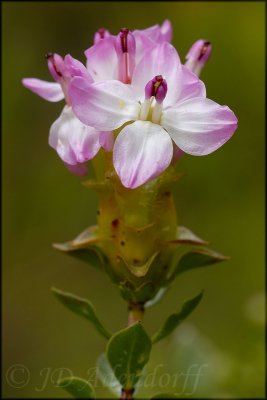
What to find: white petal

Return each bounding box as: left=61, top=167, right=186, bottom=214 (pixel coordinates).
left=69, top=77, right=140, bottom=131
left=113, top=121, right=173, bottom=188
left=49, top=106, right=101, bottom=164
left=162, top=98, right=238, bottom=155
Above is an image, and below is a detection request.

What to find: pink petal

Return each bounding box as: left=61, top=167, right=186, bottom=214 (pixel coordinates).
left=65, top=162, right=88, bottom=176
left=172, top=144, right=184, bottom=163
left=176, top=66, right=206, bottom=102
left=64, top=54, right=93, bottom=81
left=132, top=31, right=155, bottom=64
left=113, top=120, right=173, bottom=188
left=160, top=20, right=172, bottom=42
left=22, top=78, right=64, bottom=102
left=185, top=39, right=212, bottom=76
left=131, top=42, right=182, bottom=107
left=162, top=98, right=238, bottom=156
left=49, top=106, right=101, bottom=165
left=69, top=77, right=140, bottom=131
left=85, top=36, right=118, bottom=81
left=134, top=20, right=172, bottom=43
left=99, top=131, right=114, bottom=151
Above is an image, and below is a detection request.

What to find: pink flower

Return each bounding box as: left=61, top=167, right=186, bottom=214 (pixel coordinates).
left=22, top=54, right=113, bottom=175
left=69, top=42, right=238, bottom=189
left=85, top=20, right=172, bottom=84
left=133, top=19, right=172, bottom=43
left=185, top=39, right=212, bottom=76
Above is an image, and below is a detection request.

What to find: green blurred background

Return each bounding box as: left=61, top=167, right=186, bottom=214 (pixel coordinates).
left=2, top=1, right=265, bottom=398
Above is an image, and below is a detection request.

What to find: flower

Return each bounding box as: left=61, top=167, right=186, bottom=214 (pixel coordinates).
left=69, top=42, right=238, bottom=188
left=22, top=21, right=172, bottom=176
left=85, top=20, right=172, bottom=84
left=22, top=53, right=112, bottom=175
left=185, top=39, right=212, bottom=76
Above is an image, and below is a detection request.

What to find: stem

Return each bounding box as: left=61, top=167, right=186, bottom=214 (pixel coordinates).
left=128, top=302, right=145, bottom=326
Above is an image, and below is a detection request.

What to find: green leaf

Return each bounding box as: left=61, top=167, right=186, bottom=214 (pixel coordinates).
left=152, top=292, right=203, bottom=344
left=57, top=376, right=95, bottom=399
left=175, top=248, right=229, bottom=276
left=96, top=353, right=121, bottom=396
left=107, top=322, right=152, bottom=390
left=53, top=225, right=105, bottom=270
left=51, top=287, right=112, bottom=340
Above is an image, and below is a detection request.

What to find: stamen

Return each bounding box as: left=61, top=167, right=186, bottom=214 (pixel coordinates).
left=145, top=75, right=168, bottom=103
left=185, top=39, right=212, bottom=76
left=120, top=28, right=130, bottom=53
left=198, top=41, right=211, bottom=61
left=140, top=98, right=152, bottom=121
left=93, top=28, right=110, bottom=44
left=46, top=53, right=70, bottom=104
left=115, top=28, right=136, bottom=84
left=98, top=28, right=107, bottom=39
left=151, top=102, right=163, bottom=124
left=47, top=53, right=65, bottom=81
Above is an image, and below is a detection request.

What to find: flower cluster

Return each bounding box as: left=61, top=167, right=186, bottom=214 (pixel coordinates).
left=23, top=20, right=237, bottom=188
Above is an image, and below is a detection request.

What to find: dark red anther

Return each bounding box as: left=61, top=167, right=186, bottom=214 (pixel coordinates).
left=145, top=74, right=167, bottom=103
left=120, top=28, right=130, bottom=53
left=198, top=41, right=211, bottom=61
left=45, top=52, right=53, bottom=60
left=98, top=28, right=107, bottom=39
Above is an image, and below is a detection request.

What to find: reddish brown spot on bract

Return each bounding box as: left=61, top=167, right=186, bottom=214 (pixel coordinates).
left=111, top=219, right=119, bottom=228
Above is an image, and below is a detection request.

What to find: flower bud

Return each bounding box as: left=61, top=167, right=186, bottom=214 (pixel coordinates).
left=185, top=39, right=212, bottom=76
left=115, top=28, right=136, bottom=84
left=46, top=53, right=67, bottom=82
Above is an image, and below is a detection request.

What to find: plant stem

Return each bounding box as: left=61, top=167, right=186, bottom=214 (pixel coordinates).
left=128, top=302, right=145, bottom=326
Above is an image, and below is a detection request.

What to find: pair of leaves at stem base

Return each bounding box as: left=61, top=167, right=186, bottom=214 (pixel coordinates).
left=52, top=288, right=203, bottom=398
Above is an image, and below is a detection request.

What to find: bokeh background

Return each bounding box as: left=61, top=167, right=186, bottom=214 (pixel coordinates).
left=2, top=1, right=265, bottom=398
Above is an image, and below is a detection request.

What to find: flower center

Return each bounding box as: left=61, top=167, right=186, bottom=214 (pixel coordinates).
left=139, top=75, right=168, bottom=124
